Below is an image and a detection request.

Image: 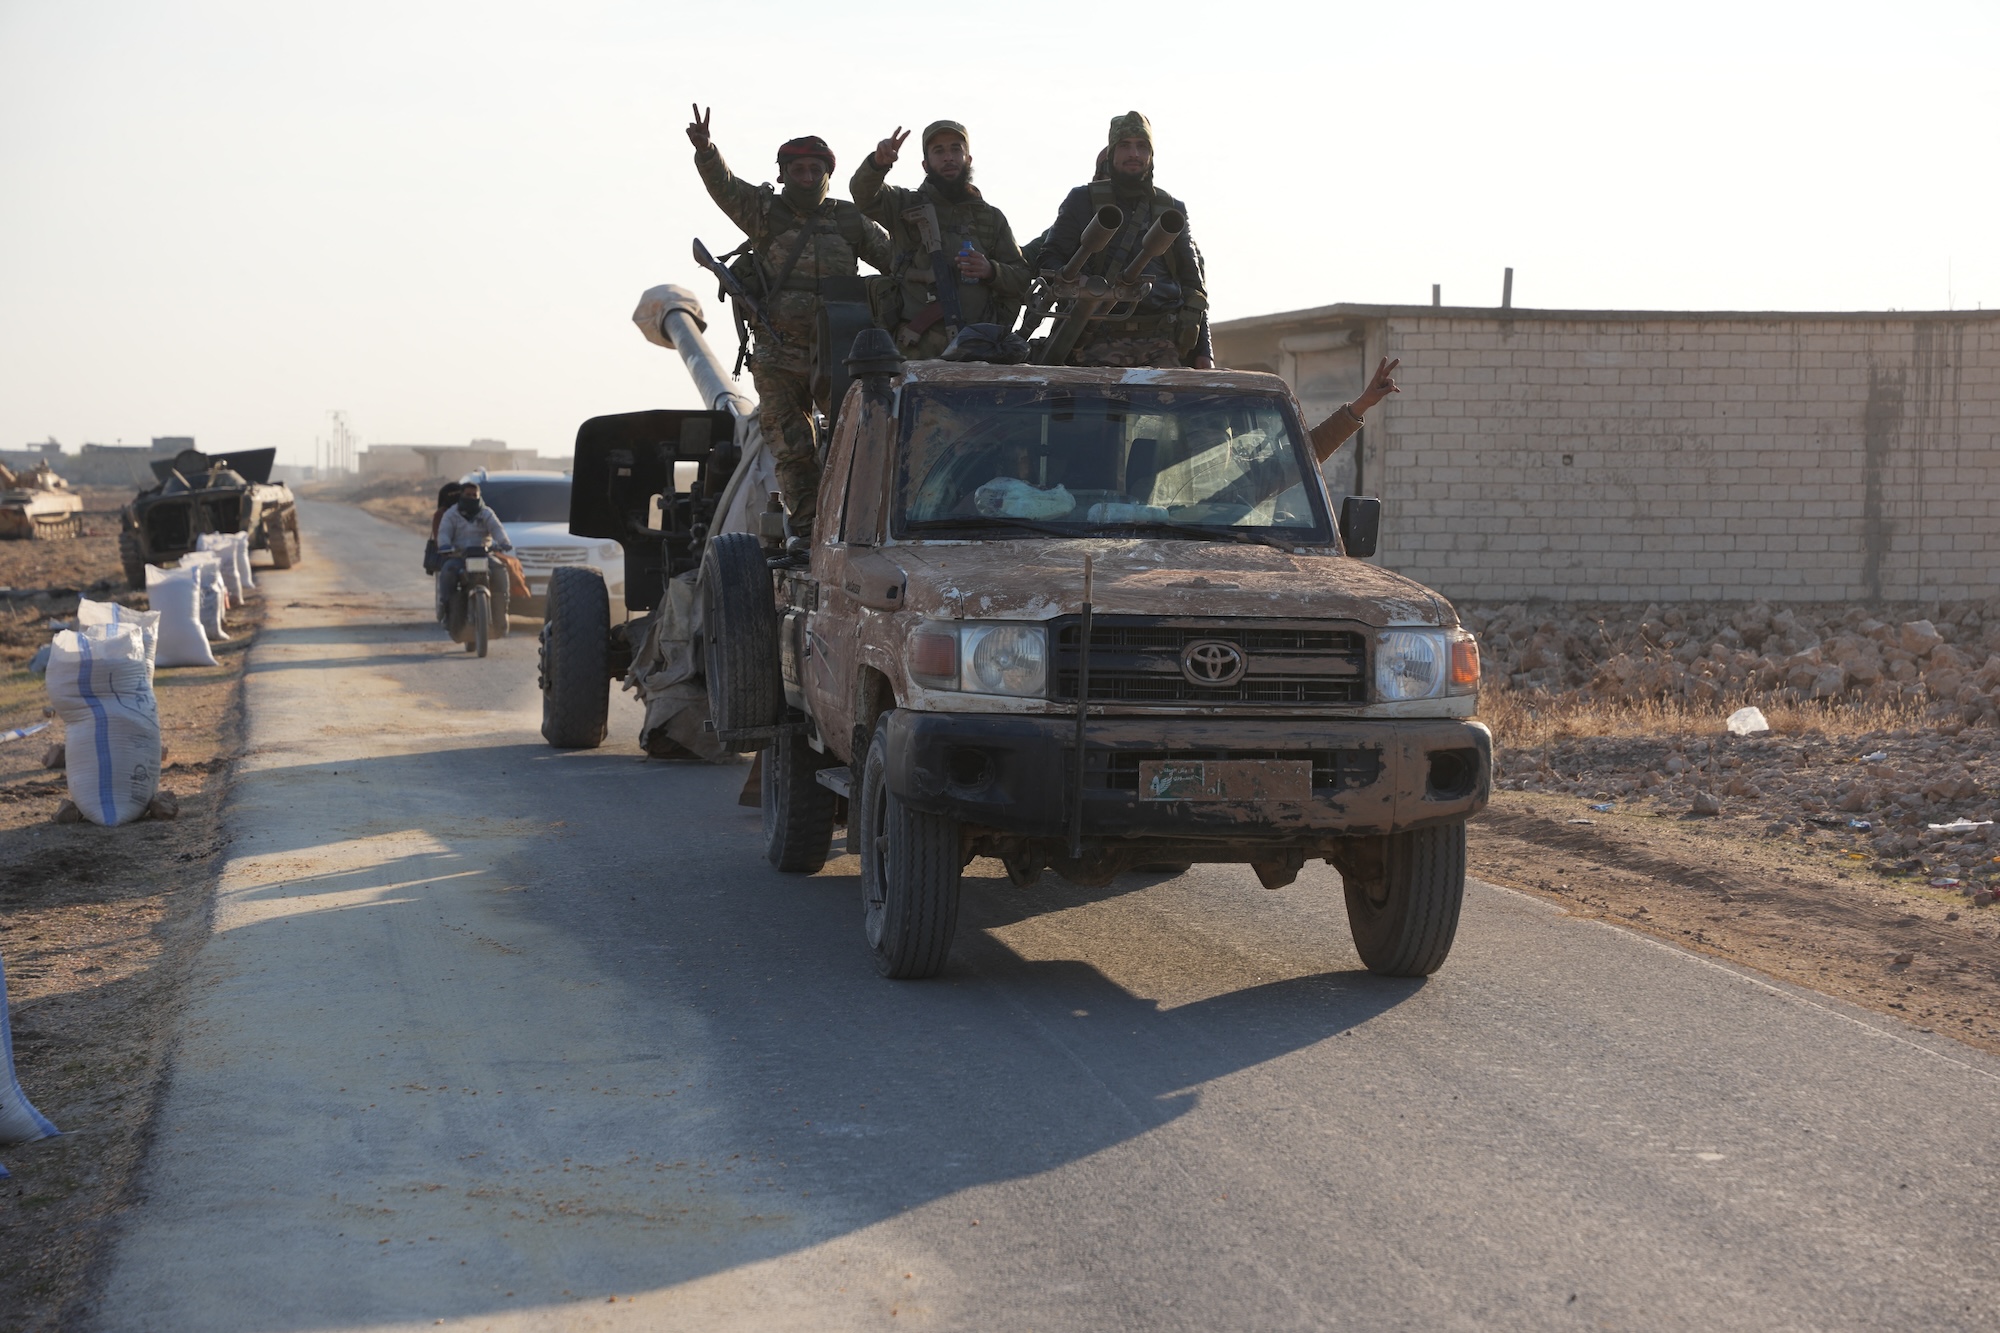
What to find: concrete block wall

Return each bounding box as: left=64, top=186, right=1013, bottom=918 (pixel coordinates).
left=1213, top=305, right=2000, bottom=605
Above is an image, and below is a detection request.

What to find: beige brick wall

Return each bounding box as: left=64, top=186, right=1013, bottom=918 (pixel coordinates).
left=1214, top=306, right=2000, bottom=604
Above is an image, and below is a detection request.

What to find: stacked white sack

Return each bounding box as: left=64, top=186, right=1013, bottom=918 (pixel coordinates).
left=144, top=565, right=219, bottom=668
left=45, top=626, right=160, bottom=825
left=197, top=533, right=244, bottom=606
left=232, top=531, right=255, bottom=591
left=77, top=599, right=161, bottom=682
left=181, top=552, right=230, bottom=640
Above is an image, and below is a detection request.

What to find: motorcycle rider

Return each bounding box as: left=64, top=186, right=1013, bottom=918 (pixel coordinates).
left=434, top=481, right=512, bottom=625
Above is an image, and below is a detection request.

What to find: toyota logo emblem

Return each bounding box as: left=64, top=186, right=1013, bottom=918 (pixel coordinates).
left=1180, top=639, right=1247, bottom=688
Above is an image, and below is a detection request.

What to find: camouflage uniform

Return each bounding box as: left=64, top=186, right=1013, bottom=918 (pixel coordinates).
left=1033, top=111, right=1209, bottom=369
left=694, top=142, right=891, bottom=525
left=848, top=122, right=1030, bottom=360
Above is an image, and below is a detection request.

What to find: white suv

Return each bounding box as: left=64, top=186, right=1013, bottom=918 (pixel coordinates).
left=460, top=470, right=624, bottom=616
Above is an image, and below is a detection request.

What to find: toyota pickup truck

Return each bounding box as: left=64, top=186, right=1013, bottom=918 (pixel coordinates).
left=689, top=331, right=1490, bottom=980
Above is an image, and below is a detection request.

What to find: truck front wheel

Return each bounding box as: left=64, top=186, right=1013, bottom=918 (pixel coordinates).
left=763, top=729, right=835, bottom=873
left=858, top=719, right=962, bottom=979
left=1335, top=822, right=1467, bottom=977
left=539, top=566, right=610, bottom=749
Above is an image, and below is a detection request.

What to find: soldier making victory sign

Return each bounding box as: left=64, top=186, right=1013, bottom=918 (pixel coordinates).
left=686, top=105, right=891, bottom=534
left=849, top=121, right=1030, bottom=358
left=1033, top=111, right=1213, bottom=370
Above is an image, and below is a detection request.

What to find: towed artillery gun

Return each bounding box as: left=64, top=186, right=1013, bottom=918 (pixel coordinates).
left=0, top=459, right=85, bottom=540
left=118, top=447, right=300, bottom=587
left=542, top=256, right=1493, bottom=984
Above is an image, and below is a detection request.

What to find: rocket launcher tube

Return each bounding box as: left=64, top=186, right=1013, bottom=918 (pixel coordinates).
left=1059, top=206, right=1124, bottom=282
left=1117, top=210, right=1184, bottom=285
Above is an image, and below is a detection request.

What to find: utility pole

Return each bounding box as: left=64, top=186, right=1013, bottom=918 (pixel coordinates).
left=326, top=410, right=356, bottom=474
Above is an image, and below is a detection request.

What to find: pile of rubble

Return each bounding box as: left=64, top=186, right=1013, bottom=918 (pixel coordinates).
left=1464, top=600, right=2000, bottom=725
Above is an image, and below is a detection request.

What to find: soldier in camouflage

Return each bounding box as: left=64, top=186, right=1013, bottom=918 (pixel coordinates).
left=686, top=106, right=891, bottom=532
left=850, top=120, right=1030, bottom=359
left=1032, top=111, right=1213, bottom=370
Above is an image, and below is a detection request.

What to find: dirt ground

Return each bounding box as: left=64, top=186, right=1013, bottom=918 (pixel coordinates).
left=1472, top=691, right=2000, bottom=1058
left=0, top=506, right=263, bottom=1333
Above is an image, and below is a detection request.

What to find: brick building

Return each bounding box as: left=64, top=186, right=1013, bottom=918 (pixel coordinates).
left=1211, top=304, right=2000, bottom=605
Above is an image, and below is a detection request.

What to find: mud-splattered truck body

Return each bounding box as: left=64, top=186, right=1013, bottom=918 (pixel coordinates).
left=696, top=348, right=1491, bottom=979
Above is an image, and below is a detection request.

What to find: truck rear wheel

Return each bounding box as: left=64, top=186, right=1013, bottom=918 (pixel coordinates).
left=763, top=730, right=835, bottom=873
left=700, top=532, right=782, bottom=743
left=859, top=719, right=961, bottom=979
left=1337, top=822, right=1467, bottom=977
left=539, top=566, right=610, bottom=749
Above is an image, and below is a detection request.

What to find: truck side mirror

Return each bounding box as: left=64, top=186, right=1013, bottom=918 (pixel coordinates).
left=1339, top=495, right=1381, bottom=559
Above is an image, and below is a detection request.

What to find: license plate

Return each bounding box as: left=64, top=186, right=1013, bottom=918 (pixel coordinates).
left=464, top=557, right=488, bottom=572
left=1137, top=759, right=1312, bottom=802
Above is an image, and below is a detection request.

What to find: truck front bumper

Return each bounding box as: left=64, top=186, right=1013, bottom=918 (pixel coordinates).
left=882, top=711, right=1490, bottom=843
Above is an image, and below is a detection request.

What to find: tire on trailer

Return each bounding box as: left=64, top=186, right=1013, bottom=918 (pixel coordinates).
left=699, top=532, right=782, bottom=742
left=858, top=717, right=962, bottom=979
left=539, top=565, right=610, bottom=749
left=763, top=728, right=836, bottom=873
left=1336, top=821, right=1467, bottom=977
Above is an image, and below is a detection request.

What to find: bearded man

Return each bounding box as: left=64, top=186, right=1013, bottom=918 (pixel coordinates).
left=1032, top=111, right=1212, bottom=369
left=849, top=120, right=1030, bottom=357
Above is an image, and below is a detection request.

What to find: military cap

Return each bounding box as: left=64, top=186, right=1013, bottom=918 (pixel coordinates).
left=922, top=120, right=969, bottom=152
left=776, top=135, right=835, bottom=171
left=1108, top=110, right=1153, bottom=150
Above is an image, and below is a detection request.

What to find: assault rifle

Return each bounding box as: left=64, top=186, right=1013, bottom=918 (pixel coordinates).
left=901, top=200, right=963, bottom=339
left=693, top=238, right=786, bottom=366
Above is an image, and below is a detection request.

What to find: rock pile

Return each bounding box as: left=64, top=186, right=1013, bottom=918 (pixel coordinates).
left=1464, top=600, right=2000, bottom=726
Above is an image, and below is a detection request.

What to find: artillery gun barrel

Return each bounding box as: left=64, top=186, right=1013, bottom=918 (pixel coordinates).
left=1058, top=206, right=1124, bottom=282
left=631, top=284, right=756, bottom=420
left=1117, top=210, right=1184, bottom=284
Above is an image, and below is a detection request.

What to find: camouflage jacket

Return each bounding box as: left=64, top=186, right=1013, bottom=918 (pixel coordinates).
left=1036, top=178, right=1209, bottom=354
left=694, top=145, right=891, bottom=338
left=849, top=156, right=1030, bottom=343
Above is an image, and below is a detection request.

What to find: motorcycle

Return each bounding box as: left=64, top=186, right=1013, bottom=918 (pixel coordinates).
left=437, top=541, right=511, bottom=657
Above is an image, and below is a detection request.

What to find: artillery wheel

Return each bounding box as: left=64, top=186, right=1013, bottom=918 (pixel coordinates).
left=699, top=532, right=782, bottom=746
left=538, top=566, right=610, bottom=750
left=1335, top=821, right=1467, bottom=977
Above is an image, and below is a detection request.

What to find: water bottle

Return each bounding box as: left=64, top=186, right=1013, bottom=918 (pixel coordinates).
left=958, top=240, right=976, bottom=284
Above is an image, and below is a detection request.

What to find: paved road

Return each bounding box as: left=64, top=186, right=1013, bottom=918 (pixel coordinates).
left=97, top=501, right=2000, bottom=1331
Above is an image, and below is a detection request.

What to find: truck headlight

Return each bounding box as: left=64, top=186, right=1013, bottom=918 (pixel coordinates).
left=1376, top=629, right=1480, bottom=701
left=908, top=621, right=1048, bottom=697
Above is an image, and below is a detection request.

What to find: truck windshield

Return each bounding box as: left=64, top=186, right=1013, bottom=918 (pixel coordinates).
left=476, top=478, right=571, bottom=524
left=894, top=386, right=1333, bottom=543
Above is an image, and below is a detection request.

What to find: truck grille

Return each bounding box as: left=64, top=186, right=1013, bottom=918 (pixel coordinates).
left=1090, top=747, right=1382, bottom=793
left=1050, top=616, right=1367, bottom=705
left=514, top=546, right=588, bottom=566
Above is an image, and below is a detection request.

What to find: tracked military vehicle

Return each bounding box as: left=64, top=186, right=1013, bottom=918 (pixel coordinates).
left=119, top=447, right=300, bottom=586
left=0, top=460, right=85, bottom=540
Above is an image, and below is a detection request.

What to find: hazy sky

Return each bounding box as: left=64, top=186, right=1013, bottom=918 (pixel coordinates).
left=3, top=0, right=1995, bottom=466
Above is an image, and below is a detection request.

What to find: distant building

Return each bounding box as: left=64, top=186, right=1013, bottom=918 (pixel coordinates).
left=151, top=436, right=195, bottom=454
left=359, top=438, right=545, bottom=479
left=1212, top=302, right=2000, bottom=605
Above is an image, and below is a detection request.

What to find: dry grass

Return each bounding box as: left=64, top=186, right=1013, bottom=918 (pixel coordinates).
left=1479, top=683, right=1928, bottom=750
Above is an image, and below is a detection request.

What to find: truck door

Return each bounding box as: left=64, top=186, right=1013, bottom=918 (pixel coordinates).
left=807, top=387, right=894, bottom=761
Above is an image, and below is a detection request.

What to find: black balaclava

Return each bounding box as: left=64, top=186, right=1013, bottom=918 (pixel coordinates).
left=457, top=492, right=482, bottom=518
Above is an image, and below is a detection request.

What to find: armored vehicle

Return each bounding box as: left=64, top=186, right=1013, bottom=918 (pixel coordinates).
left=540, top=280, right=1491, bottom=984
left=0, top=460, right=85, bottom=540
left=119, top=447, right=300, bottom=586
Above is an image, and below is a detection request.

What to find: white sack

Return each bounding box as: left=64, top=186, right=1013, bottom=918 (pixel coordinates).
left=0, top=951, right=59, bottom=1149
left=45, top=627, right=160, bottom=826
left=181, top=553, right=230, bottom=641
left=77, top=599, right=161, bottom=681
left=231, top=531, right=255, bottom=591
left=198, top=533, right=244, bottom=606
left=1726, top=706, right=1771, bottom=737
left=145, top=565, right=219, bottom=668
